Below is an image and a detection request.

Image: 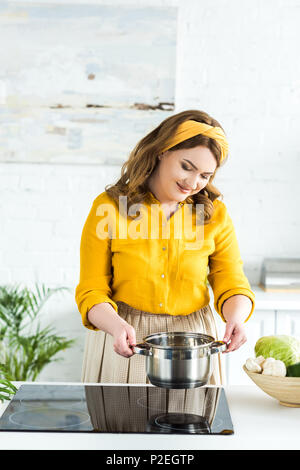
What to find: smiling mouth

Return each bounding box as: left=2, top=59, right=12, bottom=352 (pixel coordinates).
left=177, top=182, right=191, bottom=193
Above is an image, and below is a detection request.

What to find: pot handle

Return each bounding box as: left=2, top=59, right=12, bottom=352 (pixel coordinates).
left=210, top=340, right=227, bottom=354
left=131, top=343, right=152, bottom=356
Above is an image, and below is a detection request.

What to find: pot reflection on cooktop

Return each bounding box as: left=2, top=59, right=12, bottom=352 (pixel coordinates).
left=0, top=384, right=233, bottom=435
left=147, top=413, right=211, bottom=434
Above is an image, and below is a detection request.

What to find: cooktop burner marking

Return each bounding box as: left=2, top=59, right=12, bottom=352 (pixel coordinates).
left=136, top=395, right=168, bottom=412
left=8, top=408, right=91, bottom=430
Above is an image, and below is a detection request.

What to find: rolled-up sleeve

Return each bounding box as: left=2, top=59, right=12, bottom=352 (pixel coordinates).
left=75, top=195, right=118, bottom=330
left=207, top=202, right=255, bottom=323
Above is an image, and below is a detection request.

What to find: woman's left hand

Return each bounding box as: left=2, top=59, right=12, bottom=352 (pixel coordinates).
left=221, top=295, right=253, bottom=353
left=222, top=320, right=247, bottom=353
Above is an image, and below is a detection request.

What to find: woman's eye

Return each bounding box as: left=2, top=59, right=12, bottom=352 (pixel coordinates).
left=181, top=163, right=210, bottom=180
left=181, top=163, right=191, bottom=171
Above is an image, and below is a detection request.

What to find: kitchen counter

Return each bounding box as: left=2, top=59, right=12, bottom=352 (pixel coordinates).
left=0, top=381, right=300, bottom=450
left=207, top=284, right=300, bottom=312
left=252, top=285, right=300, bottom=310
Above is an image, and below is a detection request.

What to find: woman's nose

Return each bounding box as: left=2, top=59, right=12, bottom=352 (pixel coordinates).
left=184, top=174, right=200, bottom=190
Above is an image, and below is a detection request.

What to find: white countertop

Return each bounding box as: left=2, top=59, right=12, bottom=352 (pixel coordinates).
left=252, top=285, right=300, bottom=310
left=0, top=381, right=300, bottom=450
left=207, top=284, right=300, bottom=311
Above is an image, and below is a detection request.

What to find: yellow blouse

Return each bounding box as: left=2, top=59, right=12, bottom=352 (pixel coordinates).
left=75, top=190, right=255, bottom=330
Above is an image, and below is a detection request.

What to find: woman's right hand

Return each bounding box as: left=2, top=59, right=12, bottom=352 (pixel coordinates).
left=111, top=320, right=137, bottom=358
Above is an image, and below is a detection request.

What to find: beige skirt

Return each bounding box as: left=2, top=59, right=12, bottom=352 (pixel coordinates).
left=81, top=301, right=226, bottom=385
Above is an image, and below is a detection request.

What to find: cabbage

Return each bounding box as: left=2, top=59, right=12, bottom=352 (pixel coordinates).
left=254, top=335, right=300, bottom=367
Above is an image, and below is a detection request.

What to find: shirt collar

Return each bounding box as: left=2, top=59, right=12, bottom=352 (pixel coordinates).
left=146, top=190, right=187, bottom=206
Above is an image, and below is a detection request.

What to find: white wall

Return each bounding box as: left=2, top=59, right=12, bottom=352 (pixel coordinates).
left=175, top=0, right=300, bottom=283
left=1, top=0, right=300, bottom=381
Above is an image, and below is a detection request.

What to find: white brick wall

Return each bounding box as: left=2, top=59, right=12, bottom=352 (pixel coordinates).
left=175, top=0, right=300, bottom=282
left=0, top=162, right=121, bottom=381
left=1, top=0, right=300, bottom=381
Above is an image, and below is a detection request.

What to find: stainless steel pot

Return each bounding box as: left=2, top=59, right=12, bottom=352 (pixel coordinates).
left=132, top=331, right=227, bottom=389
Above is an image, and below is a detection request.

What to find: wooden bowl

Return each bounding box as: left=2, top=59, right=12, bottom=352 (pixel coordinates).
left=243, top=365, right=300, bottom=407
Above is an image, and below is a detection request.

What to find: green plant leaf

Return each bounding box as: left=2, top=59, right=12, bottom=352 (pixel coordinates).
left=0, top=283, right=74, bottom=382
left=0, top=364, right=18, bottom=400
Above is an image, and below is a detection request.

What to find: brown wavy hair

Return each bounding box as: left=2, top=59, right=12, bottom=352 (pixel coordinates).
left=105, top=109, right=228, bottom=224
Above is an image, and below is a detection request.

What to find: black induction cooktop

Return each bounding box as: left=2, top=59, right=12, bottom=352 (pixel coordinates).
left=0, top=384, right=234, bottom=435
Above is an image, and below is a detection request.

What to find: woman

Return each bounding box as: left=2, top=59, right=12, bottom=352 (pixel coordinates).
left=75, top=109, right=255, bottom=385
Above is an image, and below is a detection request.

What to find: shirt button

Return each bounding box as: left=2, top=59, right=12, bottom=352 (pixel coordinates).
left=162, top=247, right=166, bottom=251
left=161, top=274, right=165, bottom=278
left=159, top=303, right=163, bottom=307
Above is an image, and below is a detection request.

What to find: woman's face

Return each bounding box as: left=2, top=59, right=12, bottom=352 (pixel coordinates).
left=149, top=145, right=217, bottom=204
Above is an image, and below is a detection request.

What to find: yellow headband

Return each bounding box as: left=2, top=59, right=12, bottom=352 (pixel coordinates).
left=161, top=120, right=229, bottom=163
